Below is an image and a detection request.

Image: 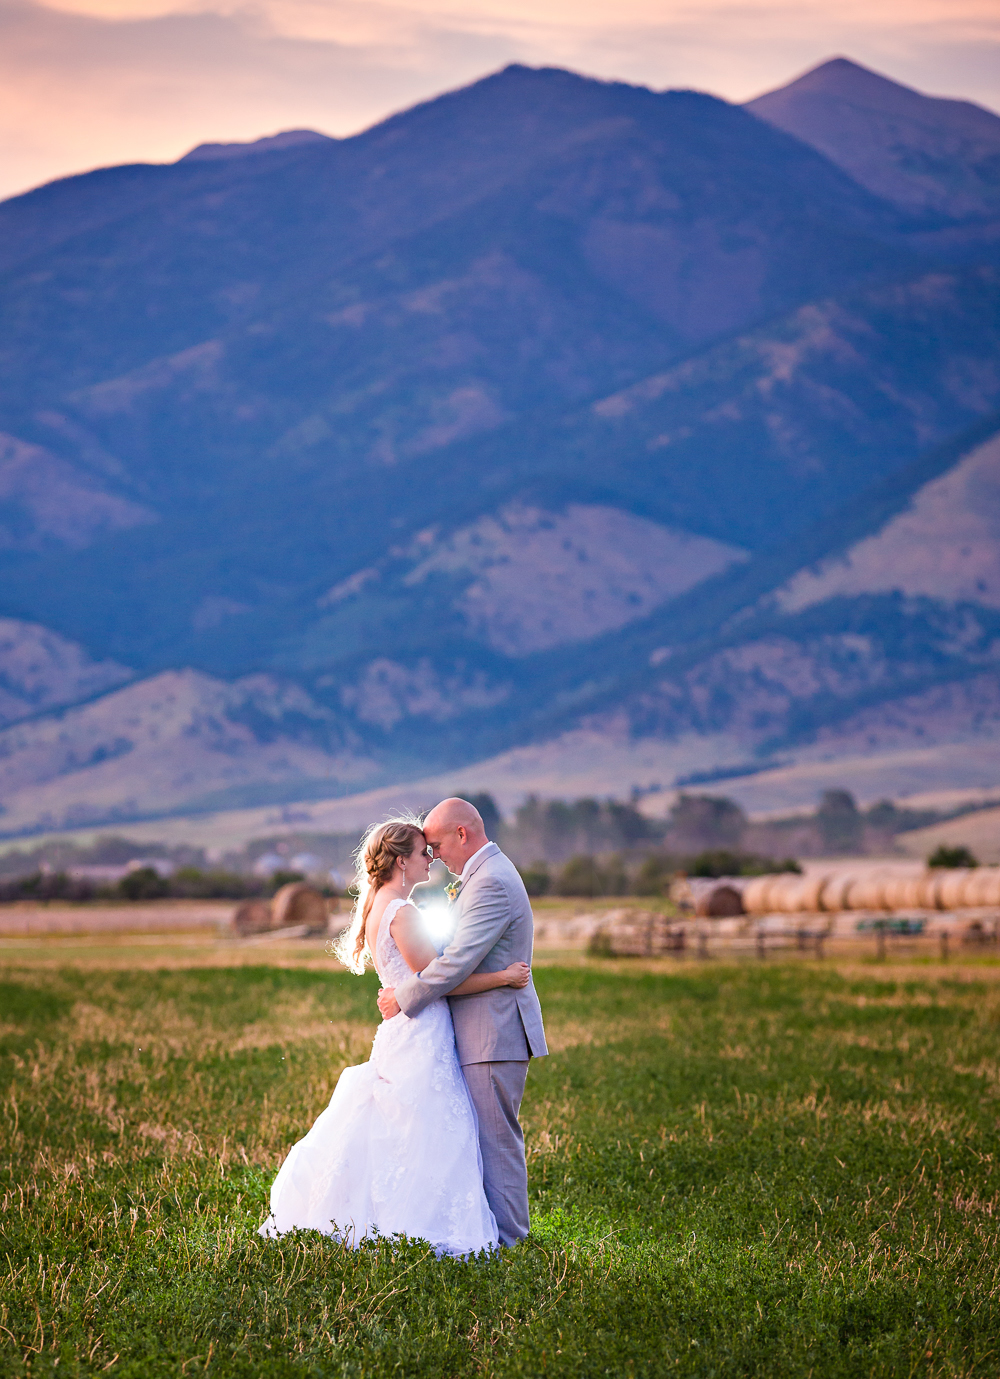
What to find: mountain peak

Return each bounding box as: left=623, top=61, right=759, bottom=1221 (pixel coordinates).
left=746, top=56, right=1000, bottom=217
left=758, top=56, right=924, bottom=106
left=179, top=129, right=335, bottom=164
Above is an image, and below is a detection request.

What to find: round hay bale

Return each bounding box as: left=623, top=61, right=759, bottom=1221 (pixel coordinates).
left=938, top=870, right=971, bottom=910
left=975, top=869, right=1000, bottom=907
left=741, top=875, right=779, bottom=914
left=962, top=869, right=998, bottom=906
left=272, top=882, right=329, bottom=934
left=845, top=876, right=888, bottom=911
left=695, top=883, right=744, bottom=918
left=766, top=876, right=808, bottom=913
left=798, top=873, right=829, bottom=912
left=231, top=899, right=273, bottom=935
left=899, top=876, right=926, bottom=909
left=818, top=874, right=854, bottom=912
left=881, top=876, right=914, bottom=910
left=917, top=872, right=946, bottom=909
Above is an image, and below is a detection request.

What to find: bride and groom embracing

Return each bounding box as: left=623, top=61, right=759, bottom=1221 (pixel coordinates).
left=260, top=797, right=548, bottom=1255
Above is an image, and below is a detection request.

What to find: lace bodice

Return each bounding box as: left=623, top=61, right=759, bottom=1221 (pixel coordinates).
left=373, top=898, right=418, bottom=986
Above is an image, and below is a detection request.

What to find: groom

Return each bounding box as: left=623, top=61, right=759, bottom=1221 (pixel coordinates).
left=376, top=797, right=547, bottom=1245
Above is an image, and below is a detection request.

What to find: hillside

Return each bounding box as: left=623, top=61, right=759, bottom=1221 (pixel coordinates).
left=746, top=57, right=1000, bottom=219
left=1, top=58, right=1000, bottom=836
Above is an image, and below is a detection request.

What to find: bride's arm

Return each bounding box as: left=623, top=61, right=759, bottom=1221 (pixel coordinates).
left=389, top=904, right=438, bottom=973
left=451, top=962, right=530, bottom=994
left=390, top=907, right=530, bottom=992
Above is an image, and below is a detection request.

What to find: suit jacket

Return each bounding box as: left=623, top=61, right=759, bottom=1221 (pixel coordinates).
left=393, top=842, right=548, bottom=1065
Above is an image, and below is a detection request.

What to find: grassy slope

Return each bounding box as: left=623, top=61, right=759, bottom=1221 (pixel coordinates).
left=1, top=957, right=999, bottom=1376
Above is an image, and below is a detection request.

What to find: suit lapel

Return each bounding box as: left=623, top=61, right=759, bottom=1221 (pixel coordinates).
left=452, top=842, right=500, bottom=912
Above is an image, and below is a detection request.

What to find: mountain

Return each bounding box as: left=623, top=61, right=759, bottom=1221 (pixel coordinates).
left=0, top=667, right=374, bottom=835
left=2, top=59, right=1000, bottom=836
left=0, top=618, right=131, bottom=728
left=180, top=130, right=335, bottom=163
left=746, top=57, right=1000, bottom=220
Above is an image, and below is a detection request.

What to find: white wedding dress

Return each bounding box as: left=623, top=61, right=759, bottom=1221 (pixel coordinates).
left=259, top=898, right=499, bottom=1256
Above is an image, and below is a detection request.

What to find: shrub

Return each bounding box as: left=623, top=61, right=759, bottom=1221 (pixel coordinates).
left=928, top=844, right=978, bottom=869
left=687, top=850, right=801, bottom=878
left=268, top=869, right=306, bottom=892
left=554, top=855, right=628, bottom=897
left=118, top=866, right=170, bottom=901
left=518, top=862, right=550, bottom=897
left=632, top=854, right=673, bottom=896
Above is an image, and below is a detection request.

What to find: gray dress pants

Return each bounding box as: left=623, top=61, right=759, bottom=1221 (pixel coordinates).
left=462, top=1060, right=530, bottom=1246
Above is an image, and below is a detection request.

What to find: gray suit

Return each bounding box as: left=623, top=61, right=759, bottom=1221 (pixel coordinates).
left=393, top=842, right=547, bottom=1244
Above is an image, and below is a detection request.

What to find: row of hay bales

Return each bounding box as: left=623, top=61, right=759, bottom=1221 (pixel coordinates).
left=741, top=867, right=1000, bottom=915
left=589, top=909, right=687, bottom=957
left=232, top=882, right=335, bottom=937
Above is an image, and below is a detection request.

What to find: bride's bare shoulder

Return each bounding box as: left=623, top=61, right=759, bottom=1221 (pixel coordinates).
left=387, top=899, right=421, bottom=936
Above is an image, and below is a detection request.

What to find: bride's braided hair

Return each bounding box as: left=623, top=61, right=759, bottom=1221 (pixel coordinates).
left=334, top=817, right=425, bottom=975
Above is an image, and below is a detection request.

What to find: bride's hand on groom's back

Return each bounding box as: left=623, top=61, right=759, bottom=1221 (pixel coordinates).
left=504, top=962, right=531, bottom=989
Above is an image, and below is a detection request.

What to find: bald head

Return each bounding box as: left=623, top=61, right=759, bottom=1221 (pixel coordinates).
left=423, top=797, right=489, bottom=874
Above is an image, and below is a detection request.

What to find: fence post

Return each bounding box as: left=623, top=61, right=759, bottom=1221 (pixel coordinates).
left=876, top=923, right=886, bottom=962
left=939, top=930, right=949, bottom=962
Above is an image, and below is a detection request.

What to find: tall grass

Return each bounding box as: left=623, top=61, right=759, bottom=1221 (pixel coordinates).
left=2, top=957, right=1000, bottom=1375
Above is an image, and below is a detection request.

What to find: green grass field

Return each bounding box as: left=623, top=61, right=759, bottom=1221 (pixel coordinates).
left=2, top=950, right=1000, bottom=1377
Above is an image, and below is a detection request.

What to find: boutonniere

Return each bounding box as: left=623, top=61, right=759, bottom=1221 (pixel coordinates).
left=445, top=879, right=463, bottom=903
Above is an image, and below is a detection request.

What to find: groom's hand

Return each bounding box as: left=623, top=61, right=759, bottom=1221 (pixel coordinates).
left=377, top=987, right=401, bottom=1020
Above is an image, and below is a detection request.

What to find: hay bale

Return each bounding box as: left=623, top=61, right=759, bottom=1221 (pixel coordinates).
left=975, top=869, right=1000, bottom=906
left=272, top=882, right=329, bottom=935
left=742, top=875, right=778, bottom=914
left=845, top=876, right=889, bottom=910
left=818, top=874, right=854, bottom=912
left=938, top=870, right=971, bottom=910
left=881, top=876, right=912, bottom=910
left=917, top=872, right=946, bottom=909
left=961, top=869, right=1000, bottom=906
left=669, top=876, right=695, bottom=913
left=588, top=909, right=685, bottom=957
left=231, top=899, right=273, bottom=936
left=799, top=874, right=830, bottom=912
left=766, top=876, right=803, bottom=913
left=768, top=874, right=826, bottom=913
left=694, top=883, right=744, bottom=918
left=900, top=876, right=927, bottom=908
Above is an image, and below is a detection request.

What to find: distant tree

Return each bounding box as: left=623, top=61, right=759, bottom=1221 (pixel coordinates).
left=605, top=801, right=658, bottom=848
left=463, top=793, right=503, bottom=841
left=632, top=854, right=673, bottom=896
left=685, top=850, right=801, bottom=878
left=518, top=861, right=550, bottom=898
left=268, top=870, right=306, bottom=893
left=669, top=795, right=747, bottom=850
left=928, top=844, right=978, bottom=869
left=554, top=855, right=627, bottom=898
left=817, top=790, right=863, bottom=853
left=600, top=855, right=628, bottom=896
left=119, top=867, right=169, bottom=901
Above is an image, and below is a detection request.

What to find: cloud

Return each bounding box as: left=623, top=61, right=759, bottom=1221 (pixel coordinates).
left=0, top=0, right=517, bottom=197
left=1, top=0, right=998, bottom=202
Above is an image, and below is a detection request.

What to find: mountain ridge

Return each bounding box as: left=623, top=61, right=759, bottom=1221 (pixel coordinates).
left=2, top=57, right=1000, bottom=835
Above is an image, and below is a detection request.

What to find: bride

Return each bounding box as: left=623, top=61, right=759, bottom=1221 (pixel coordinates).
left=259, top=818, right=531, bottom=1256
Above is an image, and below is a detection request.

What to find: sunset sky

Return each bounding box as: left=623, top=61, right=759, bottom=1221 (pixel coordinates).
left=2, top=0, right=999, bottom=201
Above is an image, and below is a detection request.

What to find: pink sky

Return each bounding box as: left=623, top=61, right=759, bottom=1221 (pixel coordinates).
left=2, top=0, right=998, bottom=201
